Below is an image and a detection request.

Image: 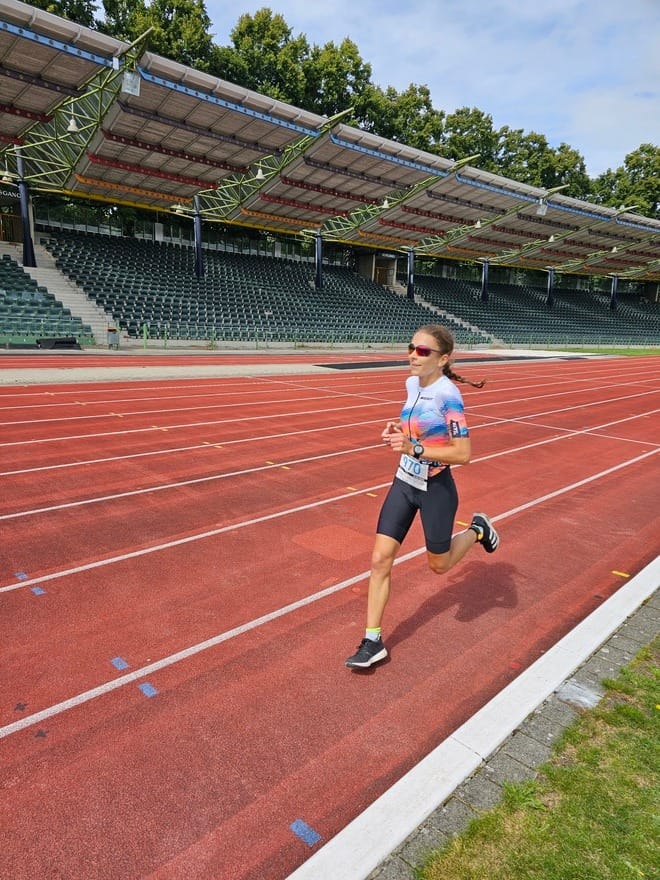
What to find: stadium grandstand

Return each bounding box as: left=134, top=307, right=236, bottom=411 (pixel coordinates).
left=0, top=0, right=658, bottom=349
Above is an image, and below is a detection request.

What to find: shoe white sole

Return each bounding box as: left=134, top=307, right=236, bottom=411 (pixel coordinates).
left=346, top=647, right=388, bottom=668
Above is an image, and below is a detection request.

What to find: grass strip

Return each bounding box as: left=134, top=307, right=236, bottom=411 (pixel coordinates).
left=421, top=638, right=659, bottom=880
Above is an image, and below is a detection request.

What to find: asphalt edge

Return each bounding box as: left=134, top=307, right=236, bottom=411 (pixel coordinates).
left=285, top=555, right=660, bottom=880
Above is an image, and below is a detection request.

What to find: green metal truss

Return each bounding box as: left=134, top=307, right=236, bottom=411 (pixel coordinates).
left=194, top=108, right=354, bottom=220
left=0, top=31, right=152, bottom=191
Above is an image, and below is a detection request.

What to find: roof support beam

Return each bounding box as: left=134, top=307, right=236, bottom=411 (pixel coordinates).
left=319, top=172, right=444, bottom=244
left=184, top=108, right=353, bottom=223
left=0, top=29, right=152, bottom=190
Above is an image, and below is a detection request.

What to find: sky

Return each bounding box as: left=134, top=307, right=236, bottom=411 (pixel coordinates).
left=205, top=0, right=660, bottom=179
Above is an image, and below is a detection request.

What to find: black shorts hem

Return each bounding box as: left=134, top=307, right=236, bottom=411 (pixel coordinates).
left=424, top=538, right=452, bottom=554
left=376, top=469, right=458, bottom=553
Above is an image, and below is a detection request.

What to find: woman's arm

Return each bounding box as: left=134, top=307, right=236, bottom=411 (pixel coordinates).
left=382, top=422, right=471, bottom=465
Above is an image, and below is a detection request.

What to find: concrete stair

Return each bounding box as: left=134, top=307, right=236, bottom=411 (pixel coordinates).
left=386, top=279, right=499, bottom=343
left=411, top=291, right=499, bottom=344
left=23, top=243, right=127, bottom=346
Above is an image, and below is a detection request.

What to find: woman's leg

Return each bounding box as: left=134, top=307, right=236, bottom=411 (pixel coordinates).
left=426, top=527, right=477, bottom=574
left=418, top=468, right=477, bottom=575
left=366, top=533, right=401, bottom=629
left=346, top=480, right=416, bottom=667
left=346, top=533, right=400, bottom=667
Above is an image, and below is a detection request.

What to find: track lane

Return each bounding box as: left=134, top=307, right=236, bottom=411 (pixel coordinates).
left=1, top=415, right=656, bottom=589
left=1, top=434, right=656, bottom=722
left=0, top=376, right=659, bottom=508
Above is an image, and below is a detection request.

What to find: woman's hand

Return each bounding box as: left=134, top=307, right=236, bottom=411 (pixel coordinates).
left=382, top=421, right=408, bottom=453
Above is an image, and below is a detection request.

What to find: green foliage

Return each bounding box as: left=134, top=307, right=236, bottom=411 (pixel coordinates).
left=442, top=107, right=499, bottom=167
left=551, top=142, right=591, bottom=197
left=29, top=0, right=97, bottom=27
left=131, top=0, right=217, bottom=71
left=302, top=38, right=372, bottom=118
left=357, top=83, right=445, bottom=152
left=220, top=9, right=309, bottom=103
left=98, top=0, right=145, bottom=41
left=502, top=780, right=547, bottom=811
left=589, top=144, right=660, bottom=219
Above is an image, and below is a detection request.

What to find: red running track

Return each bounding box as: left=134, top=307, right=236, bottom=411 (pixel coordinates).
left=1, top=354, right=658, bottom=879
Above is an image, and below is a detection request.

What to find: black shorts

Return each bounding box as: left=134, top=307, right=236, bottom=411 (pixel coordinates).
left=376, top=467, right=458, bottom=554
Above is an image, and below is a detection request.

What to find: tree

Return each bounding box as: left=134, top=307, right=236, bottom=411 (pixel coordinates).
left=549, top=142, right=590, bottom=198
left=499, top=130, right=555, bottom=186
left=28, top=0, right=97, bottom=28
left=441, top=107, right=498, bottom=169
left=46, top=2, right=656, bottom=224
left=356, top=83, right=444, bottom=153
left=493, top=127, right=589, bottom=196
left=589, top=144, right=660, bottom=219
left=302, top=38, right=372, bottom=118
left=220, top=9, right=309, bottom=105
left=106, top=0, right=218, bottom=72
left=99, top=0, right=146, bottom=41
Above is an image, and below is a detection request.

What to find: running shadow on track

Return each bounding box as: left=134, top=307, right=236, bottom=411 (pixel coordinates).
left=387, top=560, right=519, bottom=650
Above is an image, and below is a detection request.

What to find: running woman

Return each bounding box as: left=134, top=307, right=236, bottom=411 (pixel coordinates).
left=345, top=324, right=499, bottom=669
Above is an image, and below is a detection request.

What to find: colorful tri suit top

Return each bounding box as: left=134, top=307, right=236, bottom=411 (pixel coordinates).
left=399, top=374, right=469, bottom=479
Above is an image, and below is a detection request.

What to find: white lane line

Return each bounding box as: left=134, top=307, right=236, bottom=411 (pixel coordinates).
left=0, top=478, right=392, bottom=593
left=2, top=375, right=654, bottom=426
left=0, top=373, right=406, bottom=402
left=0, top=359, right=656, bottom=409
left=4, top=442, right=656, bottom=593
left=0, top=400, right=399, bottom=448
left=470, top=385, right=660, bottom=412
left=471, top=407, right=660, bottom=454
left=3, top=404, right=657, bottom=520
left=0, top=387, right=298, bottom=411
left=2, top=385, right=657, bottom=478
left=467, top=388, right=659, bottom=427
left=0, top=443, right=383, bottom=521
left=3, top=377, right=656, bottom=450
left=0, top=379, right=314, bottom=402
left=2, top=382, right=656, bottom=459
left=0, top=375, right=408, bottom=412
left=0, top=417, right=388, bottom=477
left=0, top=447, right=656, bottom=739
left=0, top=368, right=641, bottom=416
left=0, top=391, right=376, bottom=427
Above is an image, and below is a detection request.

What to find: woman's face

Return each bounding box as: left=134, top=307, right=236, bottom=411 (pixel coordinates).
left=408, top=331, right=449, bottom=384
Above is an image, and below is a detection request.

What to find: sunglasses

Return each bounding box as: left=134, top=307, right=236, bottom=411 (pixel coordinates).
left=408, top=343, right=442, bottom=357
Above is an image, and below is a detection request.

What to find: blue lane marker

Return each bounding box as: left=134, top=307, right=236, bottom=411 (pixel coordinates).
left=31, top=586, right=46, bottom=596
left=290, top=819, right=322, bottom=847
left=111, top=656, right=130, bottom=671
left=15, top=572, right=28, bottom=580
left=138, top=682, right=158, bottom=698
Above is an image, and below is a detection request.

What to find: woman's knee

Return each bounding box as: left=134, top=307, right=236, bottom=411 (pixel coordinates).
left=371, top=542, right=397, bottom=572
left=427, top=551, right=451, bottom=574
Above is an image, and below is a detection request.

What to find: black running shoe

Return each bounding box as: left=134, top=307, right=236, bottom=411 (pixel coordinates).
left=345, top=637, right=388, bottom=668
left=471, top=513, right=500, bottom=553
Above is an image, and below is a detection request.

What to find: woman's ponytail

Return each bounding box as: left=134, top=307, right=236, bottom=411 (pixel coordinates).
left=443, top=362, right=486, bottom=389
left=417, top=324, right=487, bottom=388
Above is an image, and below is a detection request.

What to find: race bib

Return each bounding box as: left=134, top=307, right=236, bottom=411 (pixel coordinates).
left=396, top=453, right=429, bottom=491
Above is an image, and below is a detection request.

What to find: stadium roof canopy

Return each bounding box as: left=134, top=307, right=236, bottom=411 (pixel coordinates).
left=1, top=0, right=659, bottom=281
